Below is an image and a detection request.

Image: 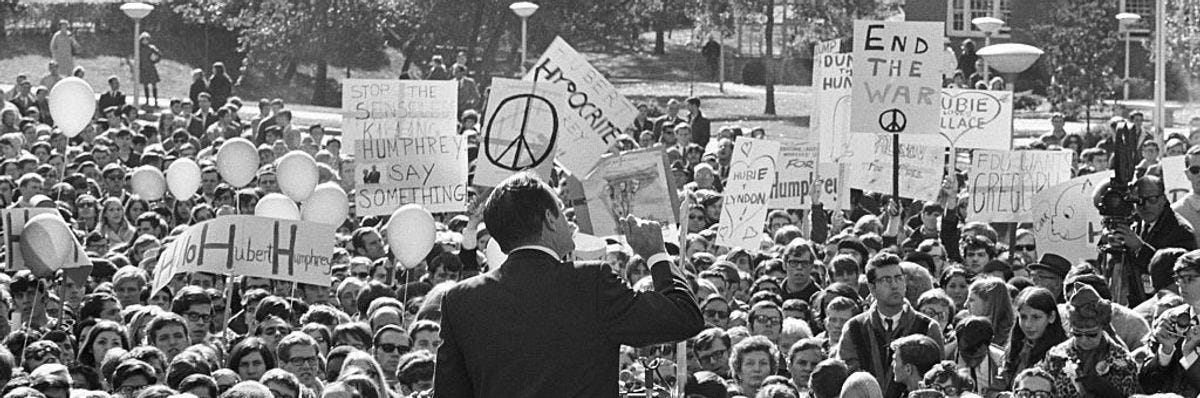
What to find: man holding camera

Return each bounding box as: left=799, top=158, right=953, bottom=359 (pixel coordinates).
left=1138, top=249, right=1200, bottom=395
left=1107, top=175, right=1196, bottom=304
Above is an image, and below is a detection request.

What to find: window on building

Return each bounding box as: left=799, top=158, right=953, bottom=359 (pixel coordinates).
left=946, top=0, right=1012, bottom=38
left=1121, top=0, right=1152, bottom=34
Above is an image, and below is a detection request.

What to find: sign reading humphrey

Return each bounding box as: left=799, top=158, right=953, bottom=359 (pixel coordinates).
left=851, top=20, right=945, bottom=136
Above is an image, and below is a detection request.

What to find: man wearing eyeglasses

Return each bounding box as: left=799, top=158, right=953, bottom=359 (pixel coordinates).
left=781, top=238, right=821, bottom=303
left=170, top=286, right=213, bottom=345
left=373, top=325, right=412, bottom=388
left=837, top=253, right=943, bottom=398
left=690, top=327, right=730, bottom=378
left=278, top=331, right=324, bottom=394
left=1139, top=249, right=1200, bottom=396
left=1108, top=175, right=1197, bottom=305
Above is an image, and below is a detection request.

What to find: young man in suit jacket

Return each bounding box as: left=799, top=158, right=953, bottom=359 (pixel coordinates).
left=434, top=172, right=704, bottom=397
left=837, top=252, right=945, bottom=398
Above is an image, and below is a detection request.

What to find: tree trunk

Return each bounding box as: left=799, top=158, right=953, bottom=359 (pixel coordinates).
left=283, top=60, right=298, bottom=82
left=764, top=0, right=776, bottom=115
left=654, top=27, right=665, bottom=55
left=312, top=61, right=328, bottom=105
left=467, top=0, right=485, bottom=66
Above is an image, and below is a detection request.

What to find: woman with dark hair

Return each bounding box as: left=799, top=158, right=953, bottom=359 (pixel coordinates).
left=78, top=292, right=122, bottom=324
left=940, top=266, right=974, bottom=310
left=77, top=320, right=130, bottom=368
left=332, top=323, right=373, bottom=351
left=178, top=374, right=218, bottom=398
left=1001, top=286, right=1068, bottom=387
left=227, top=337, right=276, bottom=381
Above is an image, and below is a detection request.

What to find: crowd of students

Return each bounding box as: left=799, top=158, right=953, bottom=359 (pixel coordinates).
left=2, top=29, right=1200, bottom=398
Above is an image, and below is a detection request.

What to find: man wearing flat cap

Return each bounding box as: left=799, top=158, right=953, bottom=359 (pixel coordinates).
left=1139, top=248, right=1200, bottom=395
left=1029, top=253, right=1071, bottom=303
left=1037, top=283, right=1140, bottom=398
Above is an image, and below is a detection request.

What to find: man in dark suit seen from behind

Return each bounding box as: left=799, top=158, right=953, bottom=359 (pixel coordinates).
left=687, top=96, right=711, bottom=148
left=433, top=172, right=704, bottom=397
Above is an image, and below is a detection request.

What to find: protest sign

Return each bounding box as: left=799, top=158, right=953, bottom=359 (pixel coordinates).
left=717, top=138, right=780, bottom=249
left=815, top=38, right=842, bottom=56
left=152, top=216, right=335, bottom=295
left=814, top=53, right=853, bottom=163
left=768, top=140, right=846, bottom=209
left=580, top=147, right=679, bottom=237
left=1162, top=155, right=1190, bottom=203
left=341, top=80, right=464, bottom=215
left=1031, top=172, right=1111, bottom=264
left=3, top=208, right=90, bottom=276
left=475, top=78, right=561, bottom=186
left=904, top=89, right=1014, bottom=150
left=966, top=149, right=1073, bottom=222
left=341, top=80, right=457, bottom=142
left=525, top=37, right=638, bottom=174
left=850, top=21, right=944, bottom=136
left=845, top=133, right=945, bottom=202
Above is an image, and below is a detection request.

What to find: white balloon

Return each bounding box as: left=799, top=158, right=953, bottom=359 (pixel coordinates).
left=216, top=138, right=258, bottom=188
left=129, top=166, right=166, bottom=201
left=386, top=204, right=436, bottom=269
left=277, top=151, right=319, bottom=202
left=254, top=193, right=300, bottom=220
left=301, top=183, right=349, bottom=226
left=166, top=158, right=202, bottom=200
left=21, top=213, right=73, bottom=277
left=48, top=77, right=96, bottom=137
left=484, top=239, right=508, bottom=272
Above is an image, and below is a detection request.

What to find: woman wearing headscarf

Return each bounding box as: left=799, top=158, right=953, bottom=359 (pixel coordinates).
left=1036, top=283, right=1139, bottom=398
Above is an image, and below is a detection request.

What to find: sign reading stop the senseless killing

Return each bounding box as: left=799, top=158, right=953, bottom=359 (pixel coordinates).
left=851, top=20, right=944, bottom=136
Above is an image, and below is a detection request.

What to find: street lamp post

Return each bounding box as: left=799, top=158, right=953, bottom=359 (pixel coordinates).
left=1155, top=0, right=1165, bottom=134
left=120, top=2, right=153, bottom=109
left=1116, top=12, right=1141, bottom=101
left=972, top=16, right=1004, bottom=83
left=509, top=2, right=539, bottom=74
left=977, top=43, right=1044, bottom=149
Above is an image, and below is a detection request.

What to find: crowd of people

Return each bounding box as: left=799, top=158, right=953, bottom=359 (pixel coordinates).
left=1, top=24, right=1200, bottom=398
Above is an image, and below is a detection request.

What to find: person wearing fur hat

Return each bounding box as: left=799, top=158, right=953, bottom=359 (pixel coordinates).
left=1036, top=283, right=1139, bottom=398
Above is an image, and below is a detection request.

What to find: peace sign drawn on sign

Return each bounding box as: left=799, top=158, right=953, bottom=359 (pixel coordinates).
left=483, top=93, right=559, bottom=171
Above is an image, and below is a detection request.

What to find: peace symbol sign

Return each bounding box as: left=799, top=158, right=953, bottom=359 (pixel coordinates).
left=879, top=108, right=907, bottom=133
left=483, top=93, right=559, bottom=171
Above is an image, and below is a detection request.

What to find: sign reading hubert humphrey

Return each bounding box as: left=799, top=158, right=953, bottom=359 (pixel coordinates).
left=152, top=216, right=334, bottom=295
left=342, top=79, right=466, bottom=215
left=851, top=20, right=944, bottom=136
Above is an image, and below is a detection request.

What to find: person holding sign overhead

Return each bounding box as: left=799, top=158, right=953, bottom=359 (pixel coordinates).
left=433, top=172, right=703, bottom=397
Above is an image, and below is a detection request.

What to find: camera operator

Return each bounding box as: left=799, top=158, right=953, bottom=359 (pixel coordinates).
left=1105, top=175, right=1197, bottom=304
left=1138, top=249, right=1200, bottom=396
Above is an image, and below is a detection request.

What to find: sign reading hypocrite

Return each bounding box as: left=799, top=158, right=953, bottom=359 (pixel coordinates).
left=341, top=80, right=466, bottom=215
left=524, top=37, right=639, bottom=174
left=851, top=20, right=944, bottom=136
left=152, top=216, right=335, bottom=295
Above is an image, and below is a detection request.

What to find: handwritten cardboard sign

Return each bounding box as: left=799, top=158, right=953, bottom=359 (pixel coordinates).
left=851, top=20, right=944, bottom=136
left=341, top=80, right=457, bottom=142
left=3, top=208, right=90, bottom=276
left=525, top=37, right=638, bottom=175
left=966, top=149, right=1073, bottom=222
left=152, top=216, right=335, bottom=295
left=814, top=53, right=854, bottom=162
left=1163, top=155, right=1190, bottom=203
left=846, top=133, right=946, bottom=202
left=716, top=137, right=780, bottom=249
left=1031, top=172, right=1111, bottom=263
left=905, top=89, right=1014, bottom=150
left=475, top=78, right=559, bottom=186
left=579, top=147, right=679, bottom=237
left=342, top=80, right=463, bottom=215
left=767, top=140, right=846, bottom=209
